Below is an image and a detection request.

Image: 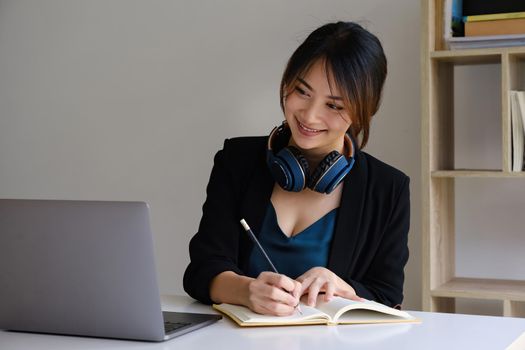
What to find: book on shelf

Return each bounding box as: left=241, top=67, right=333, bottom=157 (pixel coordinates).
left=465, top=17, right=525, bottom=37
left=464, top=12, right=525, bottom=22
left=463, top=0, right=525, bottom=17
left=448, top=33, right=525, bottom=50
left=510, top=91, right=525, bottom=172
left=213, top=296, right=419, bottom=327
left=444, top=0, right=464, bottom=46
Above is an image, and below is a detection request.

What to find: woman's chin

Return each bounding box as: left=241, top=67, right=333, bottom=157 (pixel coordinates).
left=290, top=138, right=326, bottom=154
left=290, top=129, right=324, bottom=148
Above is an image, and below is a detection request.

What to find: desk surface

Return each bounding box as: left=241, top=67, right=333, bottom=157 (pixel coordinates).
left=1, top=295, right=524, bottom=350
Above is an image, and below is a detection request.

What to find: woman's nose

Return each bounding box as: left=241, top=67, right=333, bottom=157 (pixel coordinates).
left=302, top=100, right=324, bottom=123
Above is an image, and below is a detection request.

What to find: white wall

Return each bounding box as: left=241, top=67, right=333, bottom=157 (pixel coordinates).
left=0, top=0, right=422, bottom=310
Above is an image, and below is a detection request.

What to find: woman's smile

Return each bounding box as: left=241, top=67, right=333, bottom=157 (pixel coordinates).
left=296, top=118, right=325, bottom=135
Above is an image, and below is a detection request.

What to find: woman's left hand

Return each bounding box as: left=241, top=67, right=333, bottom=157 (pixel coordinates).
left=296, top=267, right=364, bottom=306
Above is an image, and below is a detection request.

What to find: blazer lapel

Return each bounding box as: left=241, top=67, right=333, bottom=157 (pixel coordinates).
left=328, top=150, right=368, bottom=277
left=240, top=153, right=274, bottom=238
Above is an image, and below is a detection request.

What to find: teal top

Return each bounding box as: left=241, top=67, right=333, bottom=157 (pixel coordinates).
left=246, top=202, right=337, bottom=279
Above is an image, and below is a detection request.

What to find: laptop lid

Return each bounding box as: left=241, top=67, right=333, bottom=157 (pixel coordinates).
left=0, top=199, right=219, bottom=341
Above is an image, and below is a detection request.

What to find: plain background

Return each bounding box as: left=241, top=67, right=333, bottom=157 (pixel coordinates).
left=1, top=0, right=523, bottom=314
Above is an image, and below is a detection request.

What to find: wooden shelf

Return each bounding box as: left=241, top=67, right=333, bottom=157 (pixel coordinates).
left=431, top=170, right=525, bottom=178
left=432, top=46, right=525, bottom=58
left=430, top=47, right=525, bottom=66
left=431, top=50, right=501, bottom=64
left=432, top=278, right=525, bottom=302
left=422, top=0, right=525, bottom=317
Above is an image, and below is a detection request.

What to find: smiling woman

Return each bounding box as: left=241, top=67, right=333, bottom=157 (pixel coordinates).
left=183, top=21, right=410, bottom=317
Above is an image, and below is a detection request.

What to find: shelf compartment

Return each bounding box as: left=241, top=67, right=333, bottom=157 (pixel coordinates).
left=431, top=170, right=525, bottom=178
left=428, top=60, right=503, bottom=171
left=431, top=277, right=525, bottom=302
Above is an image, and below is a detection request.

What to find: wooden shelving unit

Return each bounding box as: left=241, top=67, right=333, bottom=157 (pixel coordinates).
left=421, top=0, right=525, bottom=317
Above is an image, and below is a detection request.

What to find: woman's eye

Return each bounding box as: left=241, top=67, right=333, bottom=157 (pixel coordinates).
left=295, top=86, right=309, bottom=97
left=327, top=103, right=344, bottom=111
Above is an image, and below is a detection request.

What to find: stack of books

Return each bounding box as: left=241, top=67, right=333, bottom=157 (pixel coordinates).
left=444, top=0, right=525, bottom=50
left=510, top=91, right=525, bottom=172
left=465, top=12, right=525, bottom=37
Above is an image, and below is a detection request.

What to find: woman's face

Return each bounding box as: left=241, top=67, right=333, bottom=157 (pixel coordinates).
left=283, top=60, right=352, bottom=157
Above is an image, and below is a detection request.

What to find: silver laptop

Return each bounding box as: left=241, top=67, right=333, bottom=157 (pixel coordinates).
left=0, top=199, right=221, bottom=342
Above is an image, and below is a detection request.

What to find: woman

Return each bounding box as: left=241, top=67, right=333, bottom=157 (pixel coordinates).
left=183, top=21, right=409, bottom=316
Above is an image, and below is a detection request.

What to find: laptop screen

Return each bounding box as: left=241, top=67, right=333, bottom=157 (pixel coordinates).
left=0, top=199, right=219, bottom=341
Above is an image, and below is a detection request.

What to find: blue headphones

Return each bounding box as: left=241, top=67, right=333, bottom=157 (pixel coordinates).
left=266, top=122, right=356, bottom=194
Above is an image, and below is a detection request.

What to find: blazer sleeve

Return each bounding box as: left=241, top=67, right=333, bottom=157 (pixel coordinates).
left=348, top=176, right=410, bottom=308
left=183, top=141, right=245, bottom=304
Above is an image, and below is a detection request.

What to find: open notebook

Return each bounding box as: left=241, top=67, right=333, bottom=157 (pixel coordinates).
left=213, top=296, right=419, bottom=327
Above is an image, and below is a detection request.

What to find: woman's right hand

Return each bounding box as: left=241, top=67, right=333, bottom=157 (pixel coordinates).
left=246, top=271, right=302, bottom=316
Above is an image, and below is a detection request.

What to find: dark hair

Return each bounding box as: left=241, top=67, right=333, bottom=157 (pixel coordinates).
left=280, top=21, right=387, bottom=149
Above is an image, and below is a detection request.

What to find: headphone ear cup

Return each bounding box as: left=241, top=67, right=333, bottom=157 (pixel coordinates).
left=270, top=146, right=309, bottom=192
left=309, top=151, right=351, bottom=194
left=287, top=146, right=310, bottom=186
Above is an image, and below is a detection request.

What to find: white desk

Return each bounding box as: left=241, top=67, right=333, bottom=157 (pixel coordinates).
left=1, top=295, right=524, bottom=350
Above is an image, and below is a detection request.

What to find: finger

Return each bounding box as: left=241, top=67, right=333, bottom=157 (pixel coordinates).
left=324, top=282, right=335, bottom=302
left=260, top=272, right=297, bottom=293
left=307, top=279, right=324, bottom=306
left=347, top=294, right=364, bottom=302
left=291, top=280, right=302, bottom=300
left=248, top=285, right=298, bottom=313
left=250, top=277, right=295, bottom=305
left=270, top=275, right=302, bottom=306
left=339, top=289, right=364, bottom=302
left=295, top=272, right=306, bottom=283
left=295, top=268, right=315, bottom=283
left=277, top=275, right=298, bottom=294
left=254, top=280, right=296, bottom=306
left=259, top=300, right=297, bottom=316
left=257, top=271, right=279, bottom=282
left=274, top=287, right=300, bottom=306
left=298, top=276, right=314, bottom=295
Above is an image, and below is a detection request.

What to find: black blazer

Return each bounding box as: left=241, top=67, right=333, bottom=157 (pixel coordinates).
left=183, top=136, right=410, bottom=308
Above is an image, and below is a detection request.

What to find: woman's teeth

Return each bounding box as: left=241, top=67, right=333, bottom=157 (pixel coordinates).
left=299, top=123, right=322, bottom=133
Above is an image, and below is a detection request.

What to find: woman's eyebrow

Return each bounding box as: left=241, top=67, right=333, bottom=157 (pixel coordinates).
left=298, top=78, right=313, bottom=91
left=297, top=78, right=343, bottom=100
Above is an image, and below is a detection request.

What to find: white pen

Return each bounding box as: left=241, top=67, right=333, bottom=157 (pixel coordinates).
left=240, top=218, right=302, bottom=315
